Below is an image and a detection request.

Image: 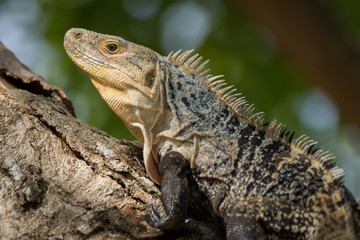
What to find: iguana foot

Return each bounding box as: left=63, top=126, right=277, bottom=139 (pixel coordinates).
left=140, top=201, right=186, bottom=231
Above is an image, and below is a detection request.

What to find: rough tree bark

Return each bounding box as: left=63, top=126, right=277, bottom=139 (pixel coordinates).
left=0, top=43, right=222, bottom=239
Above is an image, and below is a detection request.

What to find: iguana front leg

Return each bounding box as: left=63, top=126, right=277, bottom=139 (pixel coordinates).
left=141, top=151, right=224, bottom=239
left=141, top=151, right=191, bottom=231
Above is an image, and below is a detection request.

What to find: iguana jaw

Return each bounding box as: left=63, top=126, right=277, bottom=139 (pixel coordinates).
left=64, top=28, right=165, bottom=183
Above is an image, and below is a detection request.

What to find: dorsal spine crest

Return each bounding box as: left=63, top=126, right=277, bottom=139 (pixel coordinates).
left=167, top=49, right=344, bottom=184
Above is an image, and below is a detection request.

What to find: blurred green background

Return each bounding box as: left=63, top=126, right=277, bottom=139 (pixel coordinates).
left=0, top=0, right=359, bottom=198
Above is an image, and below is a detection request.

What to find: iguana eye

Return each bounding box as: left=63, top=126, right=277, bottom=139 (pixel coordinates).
left=145, top=69, right=155, bottom=88
left=105, top=41, right=121, bottom=54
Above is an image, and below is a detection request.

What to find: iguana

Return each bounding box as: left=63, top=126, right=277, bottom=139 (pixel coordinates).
left=64, top=28, right=360, bottom=239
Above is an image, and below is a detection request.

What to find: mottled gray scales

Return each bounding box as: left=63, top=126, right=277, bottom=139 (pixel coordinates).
left=64, top=28, right=360, bottom=239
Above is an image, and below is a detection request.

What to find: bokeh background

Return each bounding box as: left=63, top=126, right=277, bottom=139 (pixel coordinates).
left=1, top=0, right=359, bottom=198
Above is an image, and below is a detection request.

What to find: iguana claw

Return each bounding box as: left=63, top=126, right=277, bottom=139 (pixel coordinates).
left=141, top=201, right=186, bottom=230
left=147, top=201, right=161, bottom=222
left=140, top=201, right=163, bottom=227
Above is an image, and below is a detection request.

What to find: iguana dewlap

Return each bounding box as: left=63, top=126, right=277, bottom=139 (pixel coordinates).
left=64, top=28, right=360, bottom=239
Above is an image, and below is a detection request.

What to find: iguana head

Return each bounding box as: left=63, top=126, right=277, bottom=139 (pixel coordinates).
left=64, top=28, right=165, bottom=183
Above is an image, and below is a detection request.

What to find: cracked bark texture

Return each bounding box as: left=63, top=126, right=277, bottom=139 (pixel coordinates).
left=0, top=42, right=222, bottom=239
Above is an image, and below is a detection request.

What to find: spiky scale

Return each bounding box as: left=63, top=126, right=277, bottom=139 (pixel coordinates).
left=190, top=56, right=202, bottom=68
left=217, top=85, right=234, bottom=96
left=196, top=59, right=209, bottom=72
left=168, top=49, right=182, bottom=59
left=225, top=92, right=242, bottom=103
left=177, top=49, right=194, bottom=63
left=184, top=53, right=199, bottom=66
left=288, top=131, right=295, bottom=142
left=206, top=75, right=224, bottom=83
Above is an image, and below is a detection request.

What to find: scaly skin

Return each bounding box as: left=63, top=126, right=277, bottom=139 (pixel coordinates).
left=64, top=28, right=360, bottom=239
